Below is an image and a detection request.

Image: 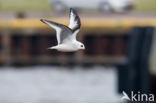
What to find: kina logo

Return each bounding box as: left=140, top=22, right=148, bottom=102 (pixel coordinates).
left=121, top=91, right=155, bottom=102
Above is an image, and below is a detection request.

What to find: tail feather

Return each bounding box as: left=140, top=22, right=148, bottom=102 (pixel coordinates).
left=47, top=46, right=57, bottom=50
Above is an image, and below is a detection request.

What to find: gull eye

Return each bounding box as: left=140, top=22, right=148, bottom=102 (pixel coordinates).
left=81, top=45, right=83, bottom=47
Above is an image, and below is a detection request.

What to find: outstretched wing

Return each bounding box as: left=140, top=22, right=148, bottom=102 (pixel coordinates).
left=69, top=8, right=81, bottom=39
left=40, top=19, right=73, bottom=44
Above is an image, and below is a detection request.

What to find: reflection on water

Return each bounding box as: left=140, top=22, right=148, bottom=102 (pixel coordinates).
left=0, top=66, right=120, bottom=103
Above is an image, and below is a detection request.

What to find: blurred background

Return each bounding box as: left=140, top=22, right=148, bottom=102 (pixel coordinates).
left=0, top=0, right=156, bottom=103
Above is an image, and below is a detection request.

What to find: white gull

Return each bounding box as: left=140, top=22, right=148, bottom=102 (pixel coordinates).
left=40, top=8, right=85, bottom=52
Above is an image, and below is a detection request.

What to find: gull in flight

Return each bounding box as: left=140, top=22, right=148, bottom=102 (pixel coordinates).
left=40, top=8, right=85, bottom=52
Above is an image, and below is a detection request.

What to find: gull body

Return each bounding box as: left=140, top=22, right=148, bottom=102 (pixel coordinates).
left=40, top=8, right=85, bottom=52
left=50, top=40, right=83, bottom=52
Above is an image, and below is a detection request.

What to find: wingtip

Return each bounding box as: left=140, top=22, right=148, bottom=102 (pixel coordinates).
left=70, top=8, right=76, bottom=13
left=40, top=19, right=47, bottom=23
left=70, top=8, right=73, bottom=14
left=70, top=8, right=73, bottom=12
left=40, top=19, right=44, bottom=22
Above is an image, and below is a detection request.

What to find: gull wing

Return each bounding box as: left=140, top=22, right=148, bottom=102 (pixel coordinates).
left=69, top=8, right=81, bottom=39
left=40, top=19, right=73, bottom=44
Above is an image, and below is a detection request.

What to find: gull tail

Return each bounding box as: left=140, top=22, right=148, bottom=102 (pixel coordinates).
left=47, top=46, right=57, bottom=50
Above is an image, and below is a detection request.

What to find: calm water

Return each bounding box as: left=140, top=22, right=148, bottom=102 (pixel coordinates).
left=0, top=66, right=121, bottom=103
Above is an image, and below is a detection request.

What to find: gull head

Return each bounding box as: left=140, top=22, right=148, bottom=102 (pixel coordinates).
left=76, top=41, right=85, bottom=50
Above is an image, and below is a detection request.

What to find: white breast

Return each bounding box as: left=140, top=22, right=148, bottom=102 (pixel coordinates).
left=56, top=44, right=78, bottom=52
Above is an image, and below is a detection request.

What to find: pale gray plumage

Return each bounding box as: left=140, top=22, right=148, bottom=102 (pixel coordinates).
left=40, top=8, right=85, bottom=52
